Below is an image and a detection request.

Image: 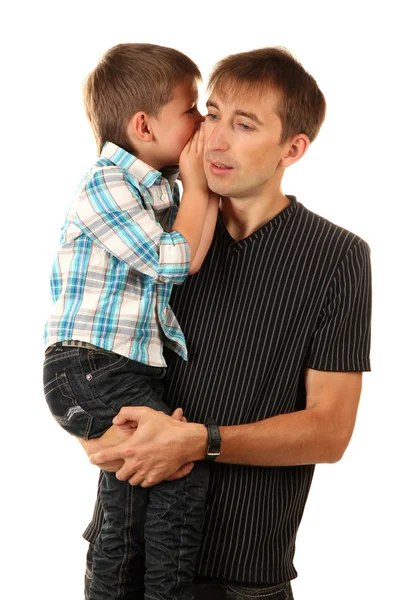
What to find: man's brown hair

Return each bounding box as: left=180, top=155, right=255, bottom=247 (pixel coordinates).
left=207, top=47, right=326, bottom=143
left=83, top=43, right=202, bottom=154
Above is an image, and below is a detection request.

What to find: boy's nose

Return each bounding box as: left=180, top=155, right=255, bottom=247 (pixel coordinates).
left=195, top=110, right=205, bottom=123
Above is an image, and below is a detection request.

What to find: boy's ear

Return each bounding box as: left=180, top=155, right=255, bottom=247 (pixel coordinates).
left=279, top=133, right=310, bottom=168
left=129, top=111, right=154, bottom=142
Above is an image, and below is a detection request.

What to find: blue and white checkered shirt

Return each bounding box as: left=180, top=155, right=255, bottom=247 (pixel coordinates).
left=44, top=142, right=190, bottom=366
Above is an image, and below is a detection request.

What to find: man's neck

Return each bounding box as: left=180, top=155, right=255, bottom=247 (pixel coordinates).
left=220, top=193, right=291, bottom=241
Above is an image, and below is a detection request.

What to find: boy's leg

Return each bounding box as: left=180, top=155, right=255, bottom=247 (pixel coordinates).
left=144, top=462, right=210, bottom=600
left=88, top=471, right=148, bottom=600
left=80, top=350, right=171, bottom=599
left=43, top=343, right=166, bottom=600
left=84, top=543, right=94, bottom=600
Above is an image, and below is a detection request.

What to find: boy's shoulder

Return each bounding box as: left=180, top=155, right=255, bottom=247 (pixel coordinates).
left=76, top=158, right=141, bottom=197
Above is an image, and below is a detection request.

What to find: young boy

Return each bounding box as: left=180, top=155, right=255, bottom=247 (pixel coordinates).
left=43, top=43, right=218, bottom=600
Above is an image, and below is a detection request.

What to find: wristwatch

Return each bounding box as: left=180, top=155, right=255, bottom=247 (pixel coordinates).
left=204, top=417, right=221, bottom=461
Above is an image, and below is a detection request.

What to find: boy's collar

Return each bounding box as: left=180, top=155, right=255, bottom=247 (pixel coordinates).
left=101, top=142, right=179, bottom=189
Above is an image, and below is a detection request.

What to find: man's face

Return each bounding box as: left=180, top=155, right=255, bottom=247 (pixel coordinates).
left=203, top=86, right=287, bottom=199
left=150, top=79, right=203, bottom=169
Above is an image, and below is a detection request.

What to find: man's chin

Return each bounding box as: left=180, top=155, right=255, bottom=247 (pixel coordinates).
left=206, top=177, right=228, bottom=197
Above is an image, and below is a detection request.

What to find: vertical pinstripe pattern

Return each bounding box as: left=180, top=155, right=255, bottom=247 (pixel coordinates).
left=84, top=197, right=371, bottom=583
left=163, top=198, right=371, bottom=582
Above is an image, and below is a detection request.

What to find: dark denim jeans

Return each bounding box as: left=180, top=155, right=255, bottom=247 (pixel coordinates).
left=44, top=343, right=209, bottom=600
left=192, top=578, right=293, bottom=599
left=85, top=553, right=293, bottom=600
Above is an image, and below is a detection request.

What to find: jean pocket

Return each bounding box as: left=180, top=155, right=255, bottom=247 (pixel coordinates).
left=43, top=371, right=93, bottom=439
left=224, top=581, right=291, bottom=599
left=84, top=349, right=130, bottom=382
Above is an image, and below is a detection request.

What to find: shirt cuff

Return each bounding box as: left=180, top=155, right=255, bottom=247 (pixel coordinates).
left=156, top=230, right=191, bottom=284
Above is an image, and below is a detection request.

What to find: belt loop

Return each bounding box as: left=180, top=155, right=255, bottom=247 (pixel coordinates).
left=55, top=342, right=63, bottom=352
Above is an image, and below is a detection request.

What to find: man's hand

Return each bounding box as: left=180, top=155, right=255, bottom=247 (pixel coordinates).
left=89, top=406, right=207, bottom=487
left=78, top=407, right=192, bottom=476
left=78, top=420, right=137, bottom=472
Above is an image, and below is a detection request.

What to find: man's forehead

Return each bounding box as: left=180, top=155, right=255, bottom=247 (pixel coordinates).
left=206, top=88, right=278, bottom=116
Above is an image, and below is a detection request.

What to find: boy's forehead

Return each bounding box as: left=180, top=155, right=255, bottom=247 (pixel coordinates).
left=173, top=78, right=199, bottom=101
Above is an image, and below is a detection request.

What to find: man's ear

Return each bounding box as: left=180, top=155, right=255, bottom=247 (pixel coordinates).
left=128, top=111, right=154, bottom=142
left=280, top=134, right=310, bottom=167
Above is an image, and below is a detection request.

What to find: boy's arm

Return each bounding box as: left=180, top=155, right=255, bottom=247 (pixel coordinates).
left=75, top=171, right=191, bottom=284
left=189, top=192, right=219, bottom=274
left=170, top=124, right=210, bottom=266
left=74, top=125, right=209, bottom=284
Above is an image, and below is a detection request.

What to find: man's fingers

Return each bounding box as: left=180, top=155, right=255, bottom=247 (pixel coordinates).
left=89, top=445, right=125, bottom=466
left=129, top=472, right=147, bottom=487
left=115, top=461, right=138, bottom=482
left=98, top=459, right=124, bottom=473
left=113, top=406, right=146, bottom=426
left=171, top=407, right=183, bottom=421
left=165, top=462, right=194, bottom=481
left=119, top=420, right=138, bottom=430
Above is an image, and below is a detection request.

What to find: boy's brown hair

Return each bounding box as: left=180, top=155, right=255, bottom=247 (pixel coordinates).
left=83, top=43, right=202, bottom=154
left=207, top=47, right=326, bottom=143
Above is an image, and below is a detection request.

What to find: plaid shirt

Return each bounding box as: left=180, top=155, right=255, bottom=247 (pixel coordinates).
left=44, top=142, right=190, bottom=366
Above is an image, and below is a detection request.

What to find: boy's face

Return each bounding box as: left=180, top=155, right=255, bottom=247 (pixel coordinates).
left=149, top=79, right=203, bottom=168
left=203, top=84, right=290, bottom=200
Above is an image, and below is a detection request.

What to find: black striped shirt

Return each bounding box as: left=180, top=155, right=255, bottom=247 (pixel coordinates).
left=84, top=197, right=371, bottom=583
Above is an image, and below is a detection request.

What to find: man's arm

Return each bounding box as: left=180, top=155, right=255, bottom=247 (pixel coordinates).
left=216, top=369, right=362, bottom=466
left=89, top=369, right=362, bottom=486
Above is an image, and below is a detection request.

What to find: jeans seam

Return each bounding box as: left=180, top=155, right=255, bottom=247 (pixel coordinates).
left=224, top=581, right=289, bottom=598
left=116, top=482, right=134, bottom=598
left=58, top=371, right=92, bottom=438
left=85, top=354, right=131, bottom=382
left=44, top=349, right=79, bottom=366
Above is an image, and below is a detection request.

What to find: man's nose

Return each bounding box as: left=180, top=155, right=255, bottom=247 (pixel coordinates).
left=206, top=123, right=228, bottom=152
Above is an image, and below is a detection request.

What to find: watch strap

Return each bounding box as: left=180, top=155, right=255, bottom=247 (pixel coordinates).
left=205, top=417, right=221, bottom=461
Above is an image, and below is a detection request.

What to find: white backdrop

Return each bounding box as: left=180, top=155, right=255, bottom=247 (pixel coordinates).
left=2, top=1, right=416, bottom=598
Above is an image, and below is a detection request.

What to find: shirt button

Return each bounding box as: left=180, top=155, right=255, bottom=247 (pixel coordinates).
left=155, top=276, right=168, bottom=283
left=161, top=194, right=168, bottom=201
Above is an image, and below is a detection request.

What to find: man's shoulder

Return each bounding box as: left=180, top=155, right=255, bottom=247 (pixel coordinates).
left=296, top=201, right=370, bottom=254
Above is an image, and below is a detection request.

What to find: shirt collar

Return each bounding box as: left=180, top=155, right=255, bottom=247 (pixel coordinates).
left=101, top=142, right=179, bottom=189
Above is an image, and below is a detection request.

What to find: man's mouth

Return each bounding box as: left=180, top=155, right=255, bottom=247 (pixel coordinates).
left=208, top=160, right=233, bottom=174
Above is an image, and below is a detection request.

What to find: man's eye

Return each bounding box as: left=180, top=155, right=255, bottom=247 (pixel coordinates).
left=186, top=106, right=197, bottom=114
left=206, top=113, right=218, bottom=120
left=238, top=123, right=253, bottom=131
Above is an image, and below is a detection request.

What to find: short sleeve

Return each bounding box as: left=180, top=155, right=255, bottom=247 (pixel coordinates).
left=305, top=239, right=372, bottom=372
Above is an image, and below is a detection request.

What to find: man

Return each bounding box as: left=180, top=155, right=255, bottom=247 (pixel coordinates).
left=86, top=47, right=371, bottom=599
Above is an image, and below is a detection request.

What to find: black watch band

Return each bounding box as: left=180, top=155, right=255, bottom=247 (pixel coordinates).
left=204, top=417, right=221, bottom=461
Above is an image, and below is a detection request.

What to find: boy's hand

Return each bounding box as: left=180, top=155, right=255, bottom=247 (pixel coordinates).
left=179, top=123, right=208, bottom=193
